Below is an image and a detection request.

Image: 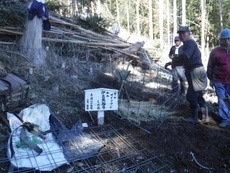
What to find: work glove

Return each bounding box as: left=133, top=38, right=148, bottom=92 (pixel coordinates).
left=164, top=62, right=172, bottom=70
left=209, top=80, right=214, bottom=89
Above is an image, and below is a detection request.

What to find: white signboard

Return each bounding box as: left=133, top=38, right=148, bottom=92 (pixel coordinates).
left=84, top=88, right=118, bottom=111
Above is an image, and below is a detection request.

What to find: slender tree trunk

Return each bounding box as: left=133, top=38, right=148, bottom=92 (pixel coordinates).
left=59, top=0, right=63, bottom=15
left=126, top=2, right=130, bottom=33
left=173, top=0, right=177, bottom=36
left=149, top=0, right=153, bottom=41
left=72, top=0, right=76, bottom=16
left=136, top=0, right=140, bottom=36
left=91, top=1, right=95, bottom=15
left=116, top=0, right=120, bottom=25
left=75, top=0, right=78, bottom=15
left=97, top=0, right=101, bottom=14
left=68, top=0, right=72, bottom=17
left=206, top=30, right=210, bottom=58
left=159, top=0, right=163, bottom=49
left=219, top=0, right=223, bottom=30
left=201, top=0, right=206, bottom=61
left=182, top=0, right=186, bottom=25
left=167, top=0, right=170, bottom=46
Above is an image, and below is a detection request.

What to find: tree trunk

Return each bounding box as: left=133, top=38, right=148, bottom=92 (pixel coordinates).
left=21, top=17, right=46, bottom=67
left=167, top=0, right=170, bottom=47
left=159, top=0, right=163, bottom=49
left=201, top=0, right=206, bottom=61
left=72, top=0, right=76, bottom=16
left=126, top=1, right=130, bottom=33
left=219, top=0, right=223, bottom=30
left=173, top=0, right=177, bottom=36
left=116, top=0, right=120, bottom=25
left=97, top=0, right=101, bottom=14
left=182, top=0, right=186, bottom=25
left=149, top=0, right=153, bottom=41
left=136, top=0, right=140, bottom=36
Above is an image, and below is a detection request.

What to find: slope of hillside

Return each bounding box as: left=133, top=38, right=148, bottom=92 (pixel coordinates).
left=0, top=5, right=229, bottom=173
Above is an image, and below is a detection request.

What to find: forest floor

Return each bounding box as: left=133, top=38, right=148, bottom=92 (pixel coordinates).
left=108, top=106, right=230, bottom=173
left=77, top=89, right=230, bottom=173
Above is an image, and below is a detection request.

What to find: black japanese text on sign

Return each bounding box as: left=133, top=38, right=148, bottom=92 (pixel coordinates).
left=84, top=88, right=118, bottom=111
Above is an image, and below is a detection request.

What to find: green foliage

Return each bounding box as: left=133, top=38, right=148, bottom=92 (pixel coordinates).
left=0, top=1, right=27, bottom=26
left=176, top=0, right=230, bottom=47
left=206, top=1, right=220, bottom=44
left=46, top=0, right=71, bottom=17
left=46, top=0, right=64, bottom=12
left=76, top=14, right=110, bottom=33
left=107, top=0, right=117, bottom=15
left=222, top=0, right=230, bottom=28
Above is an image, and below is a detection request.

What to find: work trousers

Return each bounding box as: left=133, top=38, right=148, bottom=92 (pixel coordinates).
left=185, top=71, right=206, bottom=110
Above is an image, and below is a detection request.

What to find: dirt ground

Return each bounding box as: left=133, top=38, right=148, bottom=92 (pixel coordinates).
left=2, top=103, right=229, bottom=173
left=104, top=103, right=230, bottom=173
left=84, top=72, right=230, bottom=173
left=66, top=85, right=229, bottom=173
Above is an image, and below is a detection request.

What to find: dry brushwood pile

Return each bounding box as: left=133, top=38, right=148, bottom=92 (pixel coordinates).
left=0, top=8, right=230, bottom=173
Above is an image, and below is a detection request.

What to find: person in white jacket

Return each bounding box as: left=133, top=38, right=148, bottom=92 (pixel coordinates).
left=168, top=36, right=186, bottom=95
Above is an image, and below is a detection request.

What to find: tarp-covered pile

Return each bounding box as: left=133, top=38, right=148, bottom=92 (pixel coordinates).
left=7, top=104, right=104, bottom=172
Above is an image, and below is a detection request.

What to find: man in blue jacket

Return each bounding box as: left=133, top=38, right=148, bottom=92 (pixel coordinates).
left=207, top=28, right=230, bottom=128
left=177, top=26, right=209, bottom=123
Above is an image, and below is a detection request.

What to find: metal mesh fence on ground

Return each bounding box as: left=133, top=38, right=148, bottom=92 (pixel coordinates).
left=0, top=124, right=173, bottom=173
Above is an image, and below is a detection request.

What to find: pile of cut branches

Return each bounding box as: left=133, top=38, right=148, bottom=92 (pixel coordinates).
left=1, top=12, right=153, bottom=69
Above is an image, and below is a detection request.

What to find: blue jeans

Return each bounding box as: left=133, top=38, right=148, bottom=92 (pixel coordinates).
left=214, top=82, right=230, bottom=123
left=185, top=71, right=206, bottom=110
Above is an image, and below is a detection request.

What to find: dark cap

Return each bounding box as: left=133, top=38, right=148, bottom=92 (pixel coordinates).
left=174, top=36, right=180, bottom=41
left=177, top=26, right=190, bottom=33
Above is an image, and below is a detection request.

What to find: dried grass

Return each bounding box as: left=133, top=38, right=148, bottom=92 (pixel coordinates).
left=117, top=99, right=177, bottom=125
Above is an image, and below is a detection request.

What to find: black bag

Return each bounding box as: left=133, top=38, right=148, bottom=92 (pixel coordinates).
left=0, top=73, right=29, bottom=112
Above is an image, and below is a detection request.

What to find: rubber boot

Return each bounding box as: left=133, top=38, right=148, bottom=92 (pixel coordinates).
left=183, top=108, right=198, bottom=123
left=201, top=106, right=210, bottom=124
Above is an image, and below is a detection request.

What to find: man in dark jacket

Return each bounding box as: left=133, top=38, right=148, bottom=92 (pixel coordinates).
left=177, top=26, right=209, bottom=123
left=207, top=28, right=230, bottom=128
left=168, top=36, right=186, bottom=94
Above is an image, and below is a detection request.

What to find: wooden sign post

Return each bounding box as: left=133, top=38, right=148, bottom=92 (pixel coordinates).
left=84, top=88, right=118, bottom=125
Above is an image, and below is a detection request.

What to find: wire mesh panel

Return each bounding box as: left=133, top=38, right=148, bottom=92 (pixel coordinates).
left=0, top=124, right=173, bottom=172
left=68, top=124, right=173, bottom=172
left=113, top=61, right=184, bottom=127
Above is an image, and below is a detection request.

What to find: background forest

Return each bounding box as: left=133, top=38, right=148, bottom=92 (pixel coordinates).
left=1, top=0, right=230, bottom=53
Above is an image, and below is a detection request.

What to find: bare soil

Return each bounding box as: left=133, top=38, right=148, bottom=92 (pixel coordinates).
left=70, top=85, right=230, bottom=173
left=105, top=104, right=230, bottom=173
